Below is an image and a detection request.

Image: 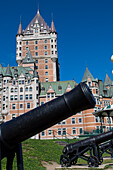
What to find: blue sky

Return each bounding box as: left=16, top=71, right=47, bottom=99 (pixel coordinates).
left=0, top=0, right=113, bottom=83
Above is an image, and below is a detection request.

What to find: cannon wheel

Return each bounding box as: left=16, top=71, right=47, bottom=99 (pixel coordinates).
left=88, top=156, right=99, bottom=167
left=60, top=155, right=71, bottom=167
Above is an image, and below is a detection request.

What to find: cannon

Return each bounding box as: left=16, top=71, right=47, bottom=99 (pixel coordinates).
left=60, top=130, right=113, bottom=167
left=0, top=82, right=95, bottom=169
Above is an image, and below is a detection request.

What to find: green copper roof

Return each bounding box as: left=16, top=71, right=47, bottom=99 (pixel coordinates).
left=4, top=64, right=12, bottom=77
left=1, top=66, right=33, bottom=79
left=82, top=67, right=97, bottom=82
left=23, top=50, right=35, bottom=64
left=40, top=80, right=77, bottom=96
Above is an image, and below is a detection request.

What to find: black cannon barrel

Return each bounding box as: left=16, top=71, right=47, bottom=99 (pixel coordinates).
left=0, top=82, right=95, bottom=157
left=63, top=130, right=113, bottom=155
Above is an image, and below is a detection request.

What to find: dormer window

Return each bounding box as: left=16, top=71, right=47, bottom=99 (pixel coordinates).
left=58, top=85, right=62, bottom=91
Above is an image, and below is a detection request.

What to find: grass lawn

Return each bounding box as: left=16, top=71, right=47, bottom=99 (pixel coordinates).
left=1, top=139, right=113, bottom=170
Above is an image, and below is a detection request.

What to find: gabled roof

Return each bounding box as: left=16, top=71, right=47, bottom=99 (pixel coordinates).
left=23, top=50, right=34, bottom=64
left=82, top=67, right=96, bottom=82
left=40, top=80, right=77, bottom=96
left=5, top=64, right=12, bottom=77
left=104, top=73, right=112, bottom=86
left=24, top=11, right=50, bottom=34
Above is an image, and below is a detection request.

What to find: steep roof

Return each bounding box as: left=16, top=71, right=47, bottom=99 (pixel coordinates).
left=17, top=19, right=23, bottom=35
left=24, top=11, right=50, bottom=34
left=40, top=80, right=77, bottom=96
left=23, top=50, right=35, bottom=64
left=5, top=64, right=12, bottom=77
left=82, top=67, right=96, bottom=82
left=51, top=19, right=56, bottom=32
left=104, top=73, right=112, bottom=86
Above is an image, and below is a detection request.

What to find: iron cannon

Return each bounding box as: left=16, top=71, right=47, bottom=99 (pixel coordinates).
left=0, top=82, right=96, bottom=169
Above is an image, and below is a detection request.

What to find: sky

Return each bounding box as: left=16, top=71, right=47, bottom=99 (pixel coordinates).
left=0, top=0, right=113, bottom=83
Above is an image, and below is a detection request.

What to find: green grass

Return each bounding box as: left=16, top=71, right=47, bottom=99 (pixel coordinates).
left=1, top=139, right=113, bottom=170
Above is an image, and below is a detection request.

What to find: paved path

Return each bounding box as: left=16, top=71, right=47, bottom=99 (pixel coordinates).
left=42, top=161, right=113, bottom=170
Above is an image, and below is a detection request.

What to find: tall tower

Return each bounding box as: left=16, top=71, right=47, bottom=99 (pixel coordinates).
left=16, top=10, right=59, bottom=82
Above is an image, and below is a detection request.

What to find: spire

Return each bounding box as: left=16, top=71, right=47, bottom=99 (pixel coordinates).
left=23, top=50, right=35, bottom=64
left=82, top=66, right=94, bottom=82
left=17, top=17, right=23, bottom=35
left=5, top=64, right=12, bottom=77
left=37, top=0, right=40, bottom=15
left=51, top=18, right=56, bottom=32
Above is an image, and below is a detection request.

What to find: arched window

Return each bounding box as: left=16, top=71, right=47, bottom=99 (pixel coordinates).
left=29, top=87, right=32, bottom=92
left=25, top=87, right=28, bottom=92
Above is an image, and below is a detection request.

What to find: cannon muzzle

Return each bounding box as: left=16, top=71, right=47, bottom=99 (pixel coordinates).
left=0, top=82, right=95, bottom=158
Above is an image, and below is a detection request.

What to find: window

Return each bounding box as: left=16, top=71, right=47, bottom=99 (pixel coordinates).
left=48, top=130, right=52, bottom=136
left=28, top=80, right=30, bottom=84
left=3, top=96, right=5, bottom=101
left=26, top=41, right=28, bottom=45
left=10, top=95, right=13, bottom=101
left=36, top=60, right=38, bottom=63
left=25, top=87, right=28, bottom=92
left=58, top=128, right=61, bottom=135
left=51, top=39, right=53, bottom=43
left=96, top=89, right=98, bottom=94
left=26, top=95, right=28, bottom=100
left=45, top=46, right=47, bottom=49
left=20, top=95, right=23, bottom=100
left=63, top=128, right=66, bottom=135
left=11, top=88, right=13, bottom=92
left=27, top=103, right=30, bottom=109
left=3, top=104, right=5, bottom=110
left=45, top=51, right=47, bottom=55
left=41, top=131, right=45, bottom=136
left=13, top=81, right=16, bottom=85
left=79, top=128, right=83, bottom=134
left=45, top=40, right=47, bottom=43
left=62, top=120, right=66, bottom=124
left=51, top=93, right=54, bottom=98
left=51, top=45, right=53, bottom=48
left=45, top=59, right=48, bottom=63
left=58, top=85, right=62, bottom=91
left=95, top=117, right=99, bottom=122
left=36, top=94, right=38, bottom=99
left=19, top=80, right=21, bottom=85
left=19, top=53, right=21, bottom=56
left=45, top=65, right=48, bottom=69
left=35, top=52, right=38, bottom=56
left=22, top=80, right=24, bottom=84
left=26, top=47, right=28, bottom=50
left=51, top=51, right=54, bottom=54
left=41, top=102, right=44, bottom=105
left=45, top=78, right=48, bottom=82
left=72, top=118, right=75, bottom=124
left=45, top=71, right=48, bottom=76
left=20, top=87, right=23, bottom=92
left=35, top=46, right=38, bottom=50
left=20, top=104, right=23, bottom=109
left=72, top=128, right=76, bottom=135
left=36, top=86, right=38, bottom=91
left=29, top=94, right=32, bottom=100
left=79, top=118, right=82, bottom=123
left=29, top=87, right=32, bottom=92
left=36, top=66, right=38, bottom=69
left=12, top=114, right=16, bottom=119
left=35, top=41, right=38, bottom=44
left=15, top=95, right=18, bottom=100
left=12, top=104, right=16, bottom=110
left=47, top=93, right=50, bottom=98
